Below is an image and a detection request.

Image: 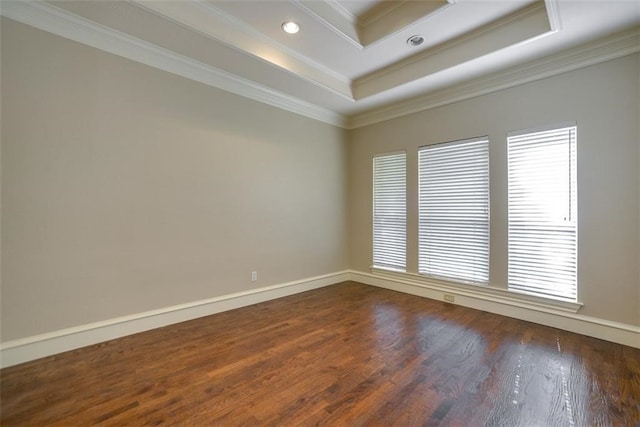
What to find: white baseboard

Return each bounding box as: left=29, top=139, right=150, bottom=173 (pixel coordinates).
left=349, top=270, right=640, bottom=349
left=3, top=270, right=637, bottom=368
left=0, top=271, right=350, bottom=368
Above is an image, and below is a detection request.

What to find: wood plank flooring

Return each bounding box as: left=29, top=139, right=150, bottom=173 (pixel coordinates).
left=2, top=281, right=639, bottom=425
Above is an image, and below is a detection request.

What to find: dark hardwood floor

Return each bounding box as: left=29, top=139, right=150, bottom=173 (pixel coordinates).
left=2, top=281, right=639, bottom=425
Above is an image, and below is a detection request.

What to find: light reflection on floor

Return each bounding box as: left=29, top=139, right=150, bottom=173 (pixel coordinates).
left=367, top=301, right=592, bottom=426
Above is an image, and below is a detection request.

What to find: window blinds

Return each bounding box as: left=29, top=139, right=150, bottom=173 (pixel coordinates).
left=508, top=125, right=577, bottom=302
left=373, top=152, right=407, bottom=271
left=418, top=137, right=489, bottom=284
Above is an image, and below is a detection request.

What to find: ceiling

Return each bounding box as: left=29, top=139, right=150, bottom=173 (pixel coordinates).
left=2, top=0, right=639, bottom=128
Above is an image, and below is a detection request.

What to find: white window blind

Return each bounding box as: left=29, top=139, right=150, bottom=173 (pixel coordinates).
left=418, top=137, right=489, bottom=284
left=373, top=152, right=406, bottom=271
left=508, top=125, right=577, bottom=302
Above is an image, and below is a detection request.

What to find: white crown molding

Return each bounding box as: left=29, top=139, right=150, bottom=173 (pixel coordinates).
left=323, top=0, right=357, bottom=24
left=0, top=0, right=348, bottom=128
left=357, top=1, right=405, bottom=27
left=293, top=0, right=454, bottom=51
left=545, top=0, right=563, bottom=32
left=356, top=0, right=452, bottom=48
left=351, top=270, right=640, bottom=349
left=293, top=0, right=363, bottom=50
left=294, top=0, right=454, bottom=51
left=133, top=0, right=353, bottom=98
left=352, top=1, right=553, bottom=99
left=0, top=271, right=351, bottom=368
left=2, top=0, right=637, bottom=131
left=347, top=26, right=640, bottom=129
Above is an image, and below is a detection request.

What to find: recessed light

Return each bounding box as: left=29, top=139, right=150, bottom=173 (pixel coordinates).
left=407, top=35, right=424, bottom=47
left=282, top=21, right=300, bottom=34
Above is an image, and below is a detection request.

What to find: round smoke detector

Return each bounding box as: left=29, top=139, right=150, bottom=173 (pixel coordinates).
left=407, top=35, right=424, bottom=47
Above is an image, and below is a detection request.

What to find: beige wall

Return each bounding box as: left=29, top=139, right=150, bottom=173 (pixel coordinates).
left=1, top=19, right=349, bottom=341
left=349, top=54, right=640, bottom=326
left=2, top=17, right=639, bottom=345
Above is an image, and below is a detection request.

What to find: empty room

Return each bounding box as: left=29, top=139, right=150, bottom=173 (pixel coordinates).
left=1, top=0, right=639, bottom=425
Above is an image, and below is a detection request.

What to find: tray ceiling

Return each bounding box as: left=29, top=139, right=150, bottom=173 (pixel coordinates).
left=2, top=0, right=639, bottom=128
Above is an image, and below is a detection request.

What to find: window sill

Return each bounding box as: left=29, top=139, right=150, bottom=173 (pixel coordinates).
left=369, top=267, right=583, bottom=314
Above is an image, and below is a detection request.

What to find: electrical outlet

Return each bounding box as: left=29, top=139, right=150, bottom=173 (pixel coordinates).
left=444, top=294, right=455, bottom=303
left=251, top=271, right=257, bottom=282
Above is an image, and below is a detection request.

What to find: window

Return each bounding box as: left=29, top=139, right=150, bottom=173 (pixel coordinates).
left=508, top=125, right=577, bottom=302
left=373, top=152, right=406, bottom=271
left=418, top=137, right=490, bottom=284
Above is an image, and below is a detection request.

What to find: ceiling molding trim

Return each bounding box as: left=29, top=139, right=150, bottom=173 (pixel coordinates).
left=191, top=0, right=352, bottom=86
left=352, top=0, right=552, bottom=99
left=132, top=0, right=353, bottom=99
left=357, top=0, right=452, bottom=48
left=292, top=0, right=363, bottom=50
left=347, top=27, right=640, bottom=129
left=545, top=0, right=563, bottom=32
left=295, top=0, right=455, bottom=51
left=322, top=0, right=357, bottom=24
left=355, top=1, right=550, bottom=87
left=357, top=1, right=404, bottom=27
left=1, top=0, right=348, bottom=128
